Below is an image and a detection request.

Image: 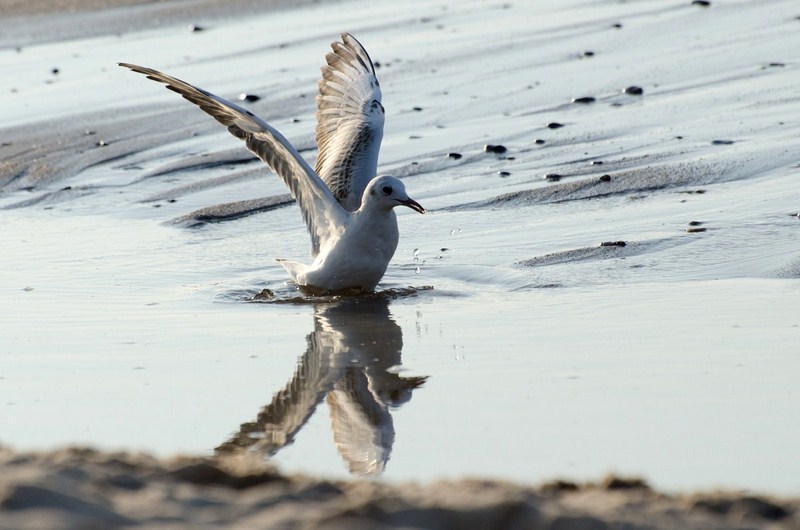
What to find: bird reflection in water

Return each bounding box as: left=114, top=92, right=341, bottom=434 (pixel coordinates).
left=216, top=299, right=427, bottom=476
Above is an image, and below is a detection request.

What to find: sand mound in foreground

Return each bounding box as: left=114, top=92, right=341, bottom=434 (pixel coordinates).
left=1, top=446, right=797, bottom=530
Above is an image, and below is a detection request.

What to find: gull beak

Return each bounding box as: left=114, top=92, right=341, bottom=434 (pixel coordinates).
left=399, top=197, right=426, bottom=214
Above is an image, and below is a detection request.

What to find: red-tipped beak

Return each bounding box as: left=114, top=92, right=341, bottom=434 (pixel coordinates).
left=399, top=197, right=425, bottom=214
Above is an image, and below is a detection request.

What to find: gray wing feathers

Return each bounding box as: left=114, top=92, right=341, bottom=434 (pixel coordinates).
left=315, top=33, right=384, bottom=211
left=119, top=62, right=344, bottom=257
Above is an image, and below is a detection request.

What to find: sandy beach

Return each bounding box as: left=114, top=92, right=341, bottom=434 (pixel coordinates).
left=1, top=445, right=798, bottom=529
left=2, top=0, right=799, bottom=527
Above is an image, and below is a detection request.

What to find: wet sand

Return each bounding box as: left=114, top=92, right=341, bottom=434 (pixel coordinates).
left=0, top=0, right=323, bottom=47
left=2, top=0, right=800, bottom=527
left=2, top=446, right=798, bottom=529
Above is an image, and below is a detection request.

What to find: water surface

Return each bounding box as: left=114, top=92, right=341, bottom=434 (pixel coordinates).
left=1, top=0, right=799, bottom=494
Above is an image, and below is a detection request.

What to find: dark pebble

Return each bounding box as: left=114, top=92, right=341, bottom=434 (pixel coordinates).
left=84, top=129, right=96, bottom=135
left=484, top=144, right=508, bottom=154
left=96, top=140, right=108, bottom=147
left=547, top=122, right=564, bottom=129
left=253, top=289, right=275, bottom=300
left=168, top=199, right=177, bottom=203
left=447, top=152, right=462, bottom=160
left=290, top=118, right=300, bottom=123
left=767, top=62, right=785, bottom=68
left=412, top=106, right=423, bottom=111
left=686, top=227, right=707, bottom=233
left=624, top=86, right=644, bottom=95
left=498, top=171, right=511, bottom=177
left=603, top=476, right=648, bottom=489
left=582, top=51, right=595, bottom=58
left=688, top=221, right=704, bottom=226
left=712, top=139, right=734, bottom=145
left=676, top=136, right=684, bottom=140
left=51, top=67, right=60, bottom=75
left=541, top=480, right=579, bottom=493
left=572, top=96, right=596, bottom=104
left=612, top=23, right=623, bottom=29
left=599, top=174, right=612, bottom=182
left=238, top=93, right=260, bottom=103
left=691, top=0, right=711, bottom=6
left=591, top=161, right=604, bottom=165
left=189, top=24, right=204, bottom=32
left=534, top=139, right=546, bottom=145
left=373, top=61, right=381, bottom=68
left=545, top=173, right=562, bottom=181
left=600, top=241, right=627, bottom=247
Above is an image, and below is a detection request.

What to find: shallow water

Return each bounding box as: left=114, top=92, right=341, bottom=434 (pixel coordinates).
left=1, top=0, right=799, bottom=494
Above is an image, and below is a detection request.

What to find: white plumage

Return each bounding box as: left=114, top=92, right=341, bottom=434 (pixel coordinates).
left=120, top=33, right=424, bottom=292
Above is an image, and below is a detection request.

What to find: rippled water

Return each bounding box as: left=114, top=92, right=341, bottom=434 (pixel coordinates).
left=1, top=0, right=799, bottom=493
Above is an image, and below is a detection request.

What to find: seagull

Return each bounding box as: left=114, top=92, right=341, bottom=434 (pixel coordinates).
left=119, top=33, right=424, bottom=292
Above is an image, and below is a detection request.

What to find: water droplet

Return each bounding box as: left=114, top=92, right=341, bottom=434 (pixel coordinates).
left=412, top=248, right=420, bottom=261
left=415, top=267, right=421, bottom=274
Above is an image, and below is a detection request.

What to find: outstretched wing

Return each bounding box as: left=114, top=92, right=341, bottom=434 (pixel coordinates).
left=119, top=62, right=345, bottom=257
left=215, top=325, right=341, bottom=457
left=315, top=33, right=385, bottom=212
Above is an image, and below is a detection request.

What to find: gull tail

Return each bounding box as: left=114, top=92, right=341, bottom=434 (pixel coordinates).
left=276, top=259, right=307, bottom=283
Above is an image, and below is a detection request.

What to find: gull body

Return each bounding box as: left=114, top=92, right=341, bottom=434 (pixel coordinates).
left=280, top=176, right=423, bottom=291
left=120, top=33, right=424, bottom=292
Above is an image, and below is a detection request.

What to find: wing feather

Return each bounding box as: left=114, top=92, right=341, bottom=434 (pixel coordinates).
left=119, top=62, right=345, bottom=257
left=314, top=33, right=385, bottom=212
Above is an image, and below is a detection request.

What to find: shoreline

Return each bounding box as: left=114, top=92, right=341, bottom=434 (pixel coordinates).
left=1, top=445, right=797, bottom=529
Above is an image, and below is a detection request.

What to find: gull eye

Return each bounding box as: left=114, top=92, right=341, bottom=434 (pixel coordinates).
left=382, top=185, right=393, bottom=195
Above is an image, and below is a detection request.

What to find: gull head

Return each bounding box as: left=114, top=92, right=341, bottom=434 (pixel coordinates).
left=362, top=175, right=425, bottom=214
